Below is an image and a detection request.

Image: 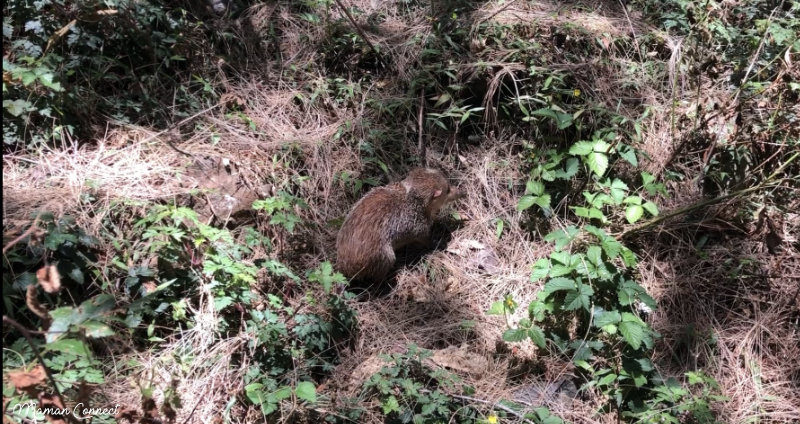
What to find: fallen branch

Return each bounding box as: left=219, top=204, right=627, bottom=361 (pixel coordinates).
left=621, top=151, right=799, bottom=238
left=331, top=0, right=386, bottom=68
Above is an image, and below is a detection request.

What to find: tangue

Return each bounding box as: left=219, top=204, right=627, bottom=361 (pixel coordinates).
left=336, top=168, right=462, bottom=283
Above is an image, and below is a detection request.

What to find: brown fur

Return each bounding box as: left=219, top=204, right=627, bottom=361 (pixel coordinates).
left=336, top=168, right=462, bottom=283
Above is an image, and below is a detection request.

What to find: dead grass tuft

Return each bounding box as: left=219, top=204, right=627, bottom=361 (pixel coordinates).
left=103, top=284, right=248, bottom=423
left=2, top=130, right=185, bottom=229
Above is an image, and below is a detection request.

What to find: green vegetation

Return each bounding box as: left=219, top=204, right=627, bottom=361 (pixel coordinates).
left=3, top=0, right=797, bottom=422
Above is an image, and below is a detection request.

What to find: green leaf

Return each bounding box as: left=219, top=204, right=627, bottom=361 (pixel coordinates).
left=495, top=219, right=504, bottom=239
left=534, top=194, right=551, bottom=210
left=526, top=180, right=544, bottom=195
left=623, top=196, right=642, bottom=205
left=555, top=158, right=579, bottom=180
left=245, top=383, right=265, bottom=404
left=44, top=338, right=91, bottom=356
left=619, top=314, right=646, bottom=349
left=550, top=251, right=570, bottom=265
left=610, top=178, right=629, bottom=203
left=618, top=144, right=638, bottom=166
left=573, top=206, right=605, bottom=222
left=586, top=152, right=608, bottom=177
left=601, top=238, right=622, bottom=259
left=487, top=300, right=506, bottom=315
left=569, top=141, right=593, bottom=155
left=571, top=206, right=606, bottom=222
left=625, top=205, right=644, bottom=224
left=598, top=373, right=617, bottom=386
left=544, top=226, right=579, bottom=249
left=588, top=208, right=606, bottom=221
left=502, top=328, right=528, bottom=342
left=620, top=247, right=637, bottom=267
left=602, top=324, right=618, bottom=334
left=274, top=386, right=292, bottom=400
left=592, top=139, right=611, bottom=153
left=21, top=71, right=37, bottom=86
left=642, top=201, right=659, bottom=216
left=593, top=309, right=622, bottom=327
left=530, top=258, right=550, bottom=281
left=528, top=300, right=551, bottom=321
left=563, top=283, right=593, bottom=311
left=80, top=321, right=115, bottom=338
left=307, top=261, right=346, bottom=293
left=586, top=246, right=603, bottom=265
left=517, top=195, right=537, bottom=211
left=540, top=277, right=575, bottom=297
left=528, top=326, right=546, bottom=348
left=295, top=381, right=317, bottom=403
left=383, top=396, right=401, bottom=414
left=532, top=108, right=573, bottom=129
left=3, top=99, right=34, bottom=117
left=548, top=264, right=574, bottom=277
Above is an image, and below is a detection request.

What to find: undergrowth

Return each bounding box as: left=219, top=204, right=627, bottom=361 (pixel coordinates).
left=3, top=0, right=798, bottom=422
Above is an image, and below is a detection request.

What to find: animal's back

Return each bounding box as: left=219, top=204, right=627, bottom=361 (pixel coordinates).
left=336, top=168, right=459, bottom=283
left=335, top=184, right=404, bottom=282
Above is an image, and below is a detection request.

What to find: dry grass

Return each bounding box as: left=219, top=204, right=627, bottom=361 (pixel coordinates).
left=102, top=284, right=249, bottom=422
left=2, top=130, right=187, bottom=232
left=3, top=0, right=798, bottom=423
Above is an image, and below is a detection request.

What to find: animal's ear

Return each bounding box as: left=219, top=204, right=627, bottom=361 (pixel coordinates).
left=433, top=189, right=443, bottom=198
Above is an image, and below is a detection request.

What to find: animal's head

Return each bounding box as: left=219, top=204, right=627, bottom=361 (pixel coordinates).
left=402, top=168, right=463, bottom=218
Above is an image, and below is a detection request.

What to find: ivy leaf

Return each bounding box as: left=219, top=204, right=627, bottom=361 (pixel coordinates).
left=295, top=381, right=317, bottom=403
left=625, top=205, right=644, bottom=224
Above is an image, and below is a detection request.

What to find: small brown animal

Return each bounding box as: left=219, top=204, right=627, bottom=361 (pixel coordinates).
left=336, top=168, right=462, bottom=283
